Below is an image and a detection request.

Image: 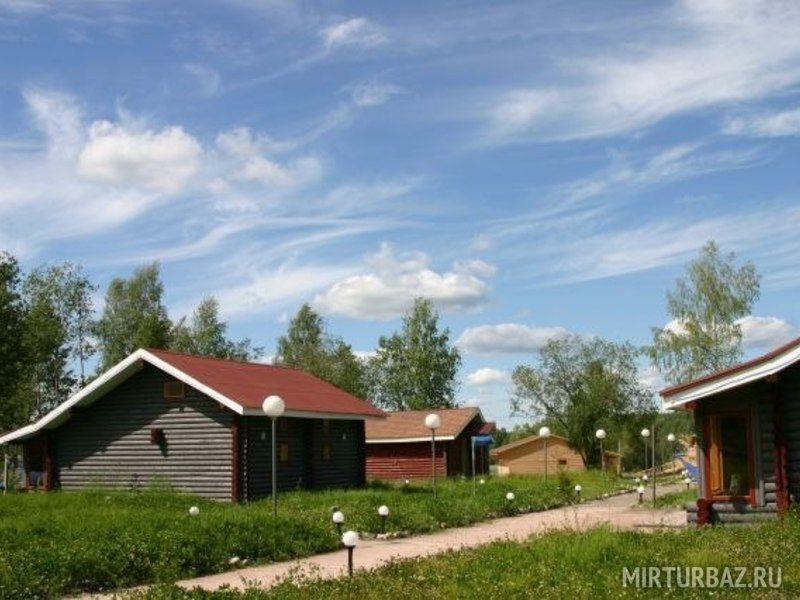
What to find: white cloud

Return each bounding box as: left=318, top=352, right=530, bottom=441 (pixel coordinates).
left=456, top=323, right=571, bottom=355
left=23, top=88, right=83, bottom=155
left=465, top=367, right=509, bottom=386
left=453, top=259, right=497, bottom=278
left=78, top=120, right=202, bottom=193
left=321, top=17, right=387, bottom=50
left=484, top=0, right=800, bottom=141
left=239, top=154, right=323, bottom=188
left=638, top=364, right=667, bottom=394
left=724, top=106, right=800, bottom=137
left=184, top=63, right=221, bottom=96
left=737, top=316, right=796, bottom=349
left=351, top=82, right=400, bottom=107
left=313, top=243, right=493, bottom=320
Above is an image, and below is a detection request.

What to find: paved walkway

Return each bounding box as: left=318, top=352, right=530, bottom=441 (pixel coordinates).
left=168, top=484, right=685, bottom=594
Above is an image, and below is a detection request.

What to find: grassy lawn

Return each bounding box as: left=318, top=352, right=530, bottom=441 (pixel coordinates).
left=644, top=487, right=698, bottom=509
left=0, top=470, right=621, bottom=598
left=139, top=516, right=800, bottom=599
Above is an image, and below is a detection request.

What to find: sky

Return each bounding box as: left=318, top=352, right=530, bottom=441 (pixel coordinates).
left=1, top=0, right=800, bottom=428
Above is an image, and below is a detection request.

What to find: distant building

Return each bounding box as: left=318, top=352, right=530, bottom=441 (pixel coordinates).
left=365, top=407, right=494, bottom=479
left=0, top=348, right=385, bottom=501
left=491, top=433, right=620, bottom=476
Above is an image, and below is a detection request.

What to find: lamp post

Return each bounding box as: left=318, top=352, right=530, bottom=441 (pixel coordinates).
left=189, top=505, right=199, bottom=517
left=684, top=477, right=692, bottom=491
left=378, top=505, right=389, bottom=533
left=332, top=510, right=345, bottom=537
left=637, top=485, right=645, bottom=504
left=539, top=426, right=551, bottom=482
left=574, top=484, right=582, bottom=502
left=595, top=429, right=607, bottom=485
left=262, top=395, right=286, bottom=517
left=342, top=530, right=359, bottom=577
left=425, top=413, right=441, bottom=498
left=667, top=432, right=676, bottom=469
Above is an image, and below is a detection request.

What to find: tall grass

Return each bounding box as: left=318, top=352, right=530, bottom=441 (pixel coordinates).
left=0, top=471, right=621, bottom=597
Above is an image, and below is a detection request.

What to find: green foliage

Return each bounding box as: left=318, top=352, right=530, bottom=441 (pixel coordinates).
left=367, top=298, right=461, bottom=410
left=511, top=335, right=653, bottom=466
left=0, top=472, right=617, bottom=597
left=171, top=297, right=262, bottom=361
left=276, top=304, right=366, bottom=397
left=94, top=263, right=173, bottom=370
left=0, top=252, right=32, bottom=431
left=649, top=241, right=761, bottom=385
left=141, top=514, right=800, bottom=599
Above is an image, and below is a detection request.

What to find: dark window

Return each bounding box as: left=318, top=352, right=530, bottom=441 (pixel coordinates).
left=163, top=381, right=185, bottom=399
left=322, top=442, right=332, bottom=462
left=558, top=459, right=567, bottom=466
left=279, top=443, right=290, bottom=462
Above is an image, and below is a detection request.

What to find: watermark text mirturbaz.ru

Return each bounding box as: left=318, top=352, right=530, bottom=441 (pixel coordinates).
left=622, top=566, right=782, bottom=589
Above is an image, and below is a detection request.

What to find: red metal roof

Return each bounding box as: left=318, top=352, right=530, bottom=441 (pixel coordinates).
left=148, top=349, right=385, bottom=417
left=659, top=336, right=800, bottom=397
left=477, top=421, right=496, bottom=435
left=365, top=407, right=483, bottom=440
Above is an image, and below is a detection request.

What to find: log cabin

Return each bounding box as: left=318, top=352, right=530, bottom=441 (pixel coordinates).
left=364, top=407, right=494, bottom=480
left=661, top=336, right=800, bottom=525
left=0, top=348, right=385, bottom=501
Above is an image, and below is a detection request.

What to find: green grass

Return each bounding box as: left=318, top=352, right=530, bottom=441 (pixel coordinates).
left=644, top=487, right=698, bottom=509
left=0, top=470, right=621, bottom=598
left=139, top=515, right=800, bottom=599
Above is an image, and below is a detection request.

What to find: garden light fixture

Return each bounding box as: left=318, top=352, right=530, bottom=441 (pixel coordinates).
left=262, top=395, right=285, bottom=518
left=378, top=505, right=389, bottom=533
left=189, top=506, right=199, bottom=517
left=425, top=413, right=442, bottom=498
left=332, top=510, right=345, bottom=536
left=342, top=530, right=359, bottom=577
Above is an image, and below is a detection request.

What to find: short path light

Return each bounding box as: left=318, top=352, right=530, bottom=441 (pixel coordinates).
left=506, top=491, right=515, bottom=502
left=684, top=477, right=692, bottom=490
left=574, top=484, right=582, bottom=501
left=189, top=506, right=199, bottom=517
left=637, top=485, right=645, bottom=504
left=404, top=479, right=410, bottom=486
left=539, top=426, right=551, bottom=482
left=342, top=530, right=359, bottom=577
left=425, top=413, right=442, bottom=498
left=332, top=510, right=345, bottom=537
left=642, top=474, right=648, bottom=482
left=479, top=478, right=485, bottom=485
left=378, top=505, right=389, bottom=533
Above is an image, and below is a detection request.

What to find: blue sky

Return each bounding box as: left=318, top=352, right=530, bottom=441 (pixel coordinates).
left=2, top=0, right=800, bottom=428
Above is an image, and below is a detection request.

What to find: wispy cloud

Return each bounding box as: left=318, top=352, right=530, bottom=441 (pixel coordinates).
left=483, top=0, right=800, bottom=142
left=724, top=106, right=800, bottom=137
left=465, top=367, right=509, bottom=386
left=321, top=17, right=387, bottom=51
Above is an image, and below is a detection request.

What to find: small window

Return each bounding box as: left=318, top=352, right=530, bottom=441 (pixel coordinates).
left=279, top=442, right=290, bottom=462
left=558, top=459, right=567, bottom=466
left=163, top=381, right=185, bottom=399
left=322, top=442, right=332, bottom=462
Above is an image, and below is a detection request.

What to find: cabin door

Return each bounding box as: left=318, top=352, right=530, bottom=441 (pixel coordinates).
left=704, top=411, right=755, bottom=503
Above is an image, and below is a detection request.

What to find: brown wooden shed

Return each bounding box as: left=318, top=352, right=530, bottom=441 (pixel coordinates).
left=491, top=434, right=585, bottom=476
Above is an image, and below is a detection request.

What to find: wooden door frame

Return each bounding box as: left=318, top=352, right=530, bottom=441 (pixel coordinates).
left=702, top=409, right=756, bottom=505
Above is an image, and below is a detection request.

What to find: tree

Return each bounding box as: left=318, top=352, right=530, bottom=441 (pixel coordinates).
left=23, top=263, right=96, bottom=411
left=367, top=298, right=461, bottom=411
left=94, top=263, right=172, bottom=370
left=171, top=297, right=261, bottom=360
left=276, top=304, right=366, bottom=397
left=648, top=241, right=760, bottom=385
left=0, top=252, right=32, bottom=431
left=510, top=335, right=653, bottom=466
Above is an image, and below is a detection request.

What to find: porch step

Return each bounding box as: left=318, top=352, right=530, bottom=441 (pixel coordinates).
left=686, top=501, right=778, bottom=525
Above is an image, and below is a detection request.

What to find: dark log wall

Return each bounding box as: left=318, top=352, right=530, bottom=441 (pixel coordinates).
left=780, top=365, right=800, bottom=501
left=242, top=417, right=363, bottom=500
left=55, top=365, right=234, bottom=500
